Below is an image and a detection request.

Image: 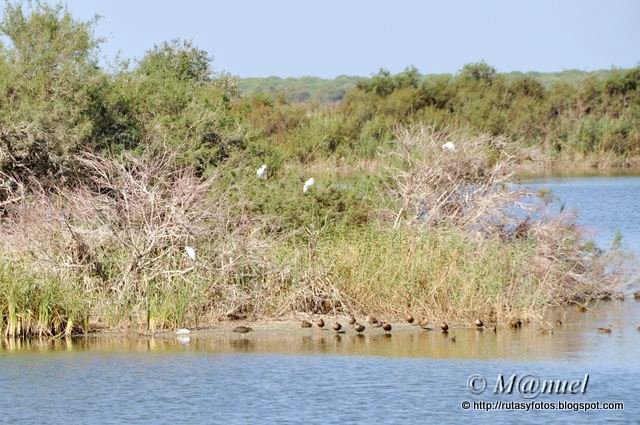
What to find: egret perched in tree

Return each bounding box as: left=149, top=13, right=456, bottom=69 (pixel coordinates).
left=303, top=178, right=315, bottom=193
left=256, top=164, right=268, bottom=180
left=185, top=246, right=196, bottom=261
left=442, top=142, right=456, bottom=152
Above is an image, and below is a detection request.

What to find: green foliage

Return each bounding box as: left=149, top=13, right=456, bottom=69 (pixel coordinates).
left=137, top=39, right=212, bottom=83
left=0, top=1, right=632, bottom=335
left=246, top=63, right=640, bottom=161
left=0, top=1, right=102, bottom=179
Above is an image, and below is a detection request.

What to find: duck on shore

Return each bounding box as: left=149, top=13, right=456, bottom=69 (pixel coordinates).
left=355, top=323, right=365, bottom=334
left=474, top=319, right=484, bottom=329
left=317, top=318, right=325, bottom=329
left=382, top=323, right=392, bottom=334
left=348, top=315, right=357, bottom=326
left=333, top=322, right=342, bottom=332
left=301, top=320, right=312, bottom=328
left=406, top=314, right=415, bottom=324
left=440, top=322, right=449, bottom=334
left=233, top=326, right=253, bottom=334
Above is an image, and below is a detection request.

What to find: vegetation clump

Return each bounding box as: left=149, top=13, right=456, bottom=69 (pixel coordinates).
left=0, top=2, right=630, bottom=336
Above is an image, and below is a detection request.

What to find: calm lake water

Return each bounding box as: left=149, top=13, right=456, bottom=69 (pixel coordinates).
left=1, top=176, right=640, bottom=425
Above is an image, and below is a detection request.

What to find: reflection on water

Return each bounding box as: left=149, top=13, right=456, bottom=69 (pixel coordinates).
left=2, top=176, right=640, bottom=424
left=1, top=301, right=640, bottom=425
left=2, top=301, right=640, bottom=362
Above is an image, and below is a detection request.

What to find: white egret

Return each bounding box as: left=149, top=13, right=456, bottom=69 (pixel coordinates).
left=185, top=246, right=196, bottom=261
left=442, top=142, right=456, bottom=152
left=256, top=164, right=268, bottom=180
left=303, top=178, right=315, bottom=193
left=176, top=328, right=191, bottom=335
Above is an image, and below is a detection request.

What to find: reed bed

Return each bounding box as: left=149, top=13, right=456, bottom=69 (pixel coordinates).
left=0, top=127, right=627, bottom=336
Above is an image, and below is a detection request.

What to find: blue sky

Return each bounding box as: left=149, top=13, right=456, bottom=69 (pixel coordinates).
left=37, top=0, right=640, bottom=77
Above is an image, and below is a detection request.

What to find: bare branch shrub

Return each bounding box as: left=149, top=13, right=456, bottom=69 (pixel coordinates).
left=0, top=149, right=281, bottom=330
left=383, top=125, right=625, bottom=307
left=385, top=125, right=533, bottom=234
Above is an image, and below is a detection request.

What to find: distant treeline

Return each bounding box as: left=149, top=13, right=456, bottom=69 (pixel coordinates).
left=239, top=64, right=640, bottom=162
left=238, top=68, right=622, bottom=104
left=0, top=0, right=638, bottom=187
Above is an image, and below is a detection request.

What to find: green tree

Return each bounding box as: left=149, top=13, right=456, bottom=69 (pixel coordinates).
left=0, top=1, right=102, bottom=180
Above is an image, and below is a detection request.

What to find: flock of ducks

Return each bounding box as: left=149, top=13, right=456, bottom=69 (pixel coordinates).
left=177, top=291, right=640, bottom=338
left=300, top=315, right=395, bottom=335
left=295, top=314, right=481, bottom=343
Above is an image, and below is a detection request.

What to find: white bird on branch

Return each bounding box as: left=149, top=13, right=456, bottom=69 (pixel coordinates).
left=185, top=246, right=196, bottom=261
left=303, top=178, right=315, bottom=193
left=442, top=142, right=456, bottom=152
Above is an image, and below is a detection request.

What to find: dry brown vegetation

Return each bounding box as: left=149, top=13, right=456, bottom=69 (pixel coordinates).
left=0, top=128, right=627, bottom=337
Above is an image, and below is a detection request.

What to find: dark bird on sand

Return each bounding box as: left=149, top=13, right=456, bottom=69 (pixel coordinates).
left=355, top=323, right=365, bottom=333
left=474, top=319, right=484, bottom=328
left=406, top=314, right=415, bottom=324
left=301, top=320, right=312, bottom=328
left=317, top=318, right=325, bottom=328
left=333, top=322, right=342, bottom=332
left=382, top=323, right=392, bottom=333
left=440, top=322, right=449, bottom=333
left=233, top=326, right=252, bottom=334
